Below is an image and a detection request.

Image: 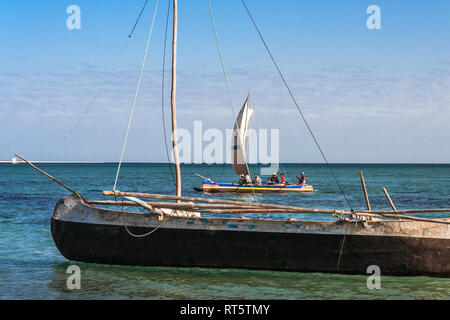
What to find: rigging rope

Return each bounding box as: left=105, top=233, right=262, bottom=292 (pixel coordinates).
left=241, top=0, right=353, bottom=209
left=128, top=0, right=151, bottom=38
left=207, top=0, right=257, bottom=200
left=336, top=223, right=350, bottom=270
left=161, top=0, right=176, bottom=188
left=117, top=197, right=164, bottom=238
left=65, top=0, right=152, bottom=139
left=113, top=0, right=160, bottom=191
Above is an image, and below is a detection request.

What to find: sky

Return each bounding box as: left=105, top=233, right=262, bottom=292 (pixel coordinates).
left=1, top=0, right=449, bottom=163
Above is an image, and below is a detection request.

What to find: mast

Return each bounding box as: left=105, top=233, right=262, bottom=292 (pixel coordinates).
left=171, top=0, right=182, bottom=196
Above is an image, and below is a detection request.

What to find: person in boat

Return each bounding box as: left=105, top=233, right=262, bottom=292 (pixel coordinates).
left=280, top=173, right=286, bottom=184
left=239, top=174, right=252, bottom=185
left=268, top=173, right=279, bottom=184
left=253, top=173, right=262, bottom=185
left=297, top=172, right=306, bottom=184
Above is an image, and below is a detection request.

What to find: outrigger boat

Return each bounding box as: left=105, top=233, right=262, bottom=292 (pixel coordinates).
left=202, top=180, right=313, bottom=193
left=17, top=0, right=449, bottom=277
left=200, top=95, right=314, bottom=193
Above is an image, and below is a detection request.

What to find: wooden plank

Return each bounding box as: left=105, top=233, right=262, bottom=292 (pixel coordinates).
left=102, top=190, right=347, bottom=214
left=359, top=171, right=371, bottom=210
left=102, top=190, right=450, bottom=215
left=90, top=199, right=340, bottom=214
left=86, top=199, right=450, bottom=224
left=14, top=154, right=83, bottom=201
left=382, top=187, right=397, bottom=212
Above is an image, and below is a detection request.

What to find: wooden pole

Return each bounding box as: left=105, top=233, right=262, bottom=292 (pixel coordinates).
left=90, top=200, right=346, bottom=213
left=102, top=190, right=346, bottom=213
left=14, top=154, right=83, bottom=201
left=382, top=187, right=397, bottom=212
left=171, top=0, right=182, bottom=198
left=353, top=208, right=449, bottom=214
left=101, top=190, right=450, bottom=214
left=195, top=173, right=214, bottom=183
left=359, top=171, right=371, bottom=211
left=86, top=200, right=450, bottom=224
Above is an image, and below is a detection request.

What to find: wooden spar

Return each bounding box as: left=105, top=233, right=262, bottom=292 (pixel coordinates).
left=171, top=0, right=182, bottom=198
left=382, top=187, right=397, bottom=212
left=356, top=208, right=450, bottom=214
left=86, top=200, right=450, bottom=224
left=101, top=190, right=450, bottom=215
left=14, top=154, right=84, bottom=201
left=102, top=190, right=276, bottom=207
left=89, top=200, right=346, bottom=213
left=102, top=190, right=345, bottom=213
left=195, top=173, right=213, bottom=182
left=359, top=171, right=371, bottom=210
left=372, top=214, right=449, bottom=224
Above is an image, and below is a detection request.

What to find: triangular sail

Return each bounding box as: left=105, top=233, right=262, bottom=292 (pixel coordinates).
left=231, top=95, right=254, bottom=177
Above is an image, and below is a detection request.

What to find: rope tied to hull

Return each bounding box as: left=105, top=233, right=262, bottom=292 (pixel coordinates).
left=116, top=195, right=165, bottom=238
left=336, top=223, right=350, bottom=271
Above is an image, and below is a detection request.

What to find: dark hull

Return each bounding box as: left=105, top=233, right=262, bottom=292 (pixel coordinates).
left=51, top=217, right=450, bottom=277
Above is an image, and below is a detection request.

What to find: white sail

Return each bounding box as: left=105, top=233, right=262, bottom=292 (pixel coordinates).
left=231, top=95, right=254, bottom=177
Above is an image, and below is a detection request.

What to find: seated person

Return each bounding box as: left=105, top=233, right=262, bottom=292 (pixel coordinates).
left=239, top=174, right=252, bottom=185
left=279, top=173, right=286, bottom=184
left=297, top=172, right=306, bottom=184
left=269, top=173, right=279, bottom=184
left=253, top=173, right=262, bottom=185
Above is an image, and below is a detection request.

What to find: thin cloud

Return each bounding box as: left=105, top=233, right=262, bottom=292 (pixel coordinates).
left=1, top=62, right=449, bottom=121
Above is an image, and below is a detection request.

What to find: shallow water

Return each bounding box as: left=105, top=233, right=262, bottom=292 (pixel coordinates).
left=0, top=163, right=449, bottom=299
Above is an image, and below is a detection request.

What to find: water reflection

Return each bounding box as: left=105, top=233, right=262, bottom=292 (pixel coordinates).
left=46, top=262, right=450, bottom=300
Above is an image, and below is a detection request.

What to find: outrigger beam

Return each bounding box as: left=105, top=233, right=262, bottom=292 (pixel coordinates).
left=101, top=190, right=450, bottom=221
left=14, top=154, right=84, bottom=201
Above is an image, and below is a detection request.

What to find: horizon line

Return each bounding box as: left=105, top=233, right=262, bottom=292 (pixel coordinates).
left=2, top=161, right=449, bottom=165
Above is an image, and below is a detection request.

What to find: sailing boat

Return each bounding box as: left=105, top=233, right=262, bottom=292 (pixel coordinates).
left=201, top=95, right=314, bottom=193
left=17, top=0, right=449, bottom=277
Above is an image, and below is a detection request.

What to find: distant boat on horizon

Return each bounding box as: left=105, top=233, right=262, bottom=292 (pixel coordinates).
left=199, top=94, right=314, bottom=194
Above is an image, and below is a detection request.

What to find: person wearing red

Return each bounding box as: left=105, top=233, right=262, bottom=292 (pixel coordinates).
left=280, top=173, right=286, bottom=184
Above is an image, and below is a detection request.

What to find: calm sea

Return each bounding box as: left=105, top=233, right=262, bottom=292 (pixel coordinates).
left=0, top=163, right=449, bottom=299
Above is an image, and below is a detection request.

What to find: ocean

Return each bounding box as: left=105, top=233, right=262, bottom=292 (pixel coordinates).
left=0, top=163, right=449, bottom=299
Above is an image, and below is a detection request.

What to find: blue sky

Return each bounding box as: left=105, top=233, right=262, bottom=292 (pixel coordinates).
left=1, top=0, right=449, bottom=162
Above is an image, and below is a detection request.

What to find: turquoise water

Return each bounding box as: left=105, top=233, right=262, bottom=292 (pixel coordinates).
left=0, top=163, right=449, bottom=299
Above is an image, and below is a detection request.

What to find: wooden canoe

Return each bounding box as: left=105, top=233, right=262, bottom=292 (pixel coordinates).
left=51, top=194, right=450, bottom=277
left=201, top=180, right=314, bottom=193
